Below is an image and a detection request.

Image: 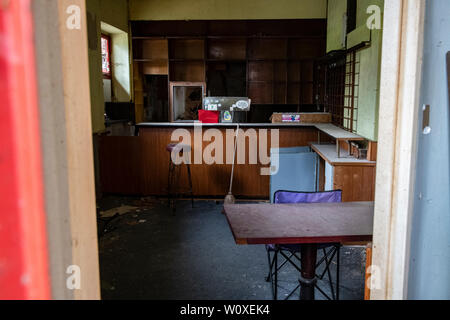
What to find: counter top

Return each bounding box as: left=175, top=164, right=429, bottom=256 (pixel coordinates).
left=315, top=123, right=365, bottom=141
left=310, top=143, right=376, bottom=166
left=137, top=123, right=369, bottom=152
left=136, top=122, right=319, bottom=128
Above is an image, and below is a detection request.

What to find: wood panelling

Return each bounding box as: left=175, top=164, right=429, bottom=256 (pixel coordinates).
left=99, top=126, right=322, bottom=198
left=287, top=83, right=301, bottom=104
left=248, top=61, right=273, bottom=81
left=367, top=141, right=378, bottom=161
left=133, top=62, right=145, bottom=122
left=288, top=61, right=301, bottom=82
left=169, top=61, right=205, bottom=82
left=301, top=83, right=314, bottom=104
left=301, top=61, right=314, bottom=82
left=132, top=20, right=327, bottom=110
left=142, top=61, right=168, bottom=75
left=169, top=39, right=205, bottom=60
left=248, top=39, right=287, bottom=60
left=134, top=39, right=169, bottom=75
left=99, top=137, right=143, bottom=195
left=248, top=82, right=273, bottom=104
left=274, top=84, right=287, bottom=104
left=207, top=38, right=247, bottom=60
left=274, top=61, right=287, bottom=82
left=333, top=165, right=376, bottom=202
left=133, top=39, right=168, bottom=60
left=314, top=143, right=376, bottom=202
left=288, top=39, right=326, bottom=59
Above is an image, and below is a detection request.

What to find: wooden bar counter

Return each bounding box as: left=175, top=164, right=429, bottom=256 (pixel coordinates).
left=99, top=123, right=327, bottom=198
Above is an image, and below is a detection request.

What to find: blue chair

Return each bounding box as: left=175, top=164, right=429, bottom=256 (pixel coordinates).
left=266, top=190, right=342, bottom=300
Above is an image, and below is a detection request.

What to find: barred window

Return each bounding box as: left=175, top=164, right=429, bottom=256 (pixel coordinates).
left=322, top=50, right=360, bottom=133
left=101, top=34, right=112, bottom=79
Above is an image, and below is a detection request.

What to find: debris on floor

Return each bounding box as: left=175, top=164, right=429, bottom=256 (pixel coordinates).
left=99, top=205, right=138, bottom=218
left=97, top=198, right=366, bottom=300
left=133, top=197, right=163, bottom=209
left=97, top=198, right=161, bottom=238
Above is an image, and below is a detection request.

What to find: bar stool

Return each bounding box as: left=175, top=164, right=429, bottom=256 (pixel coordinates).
left=167, top=143, right=194, bottom=212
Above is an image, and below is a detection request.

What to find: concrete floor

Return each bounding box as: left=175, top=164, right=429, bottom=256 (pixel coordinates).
left=97, top=197, right=367, bottom=300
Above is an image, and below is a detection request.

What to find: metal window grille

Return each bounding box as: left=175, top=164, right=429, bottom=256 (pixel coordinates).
left=322, top=50, right=360, bottom=133
left=343, top=51, right=360, bottom=132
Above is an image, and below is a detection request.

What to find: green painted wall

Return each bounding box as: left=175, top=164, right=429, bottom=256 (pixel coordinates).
left=326, top=0, right=347, bottom=53
left=353, top=0, right=384, bottom=141
left=129, top=0, right=327, bottom=20
left=102, top=22, right=131, bottom=104
left=325, top=0, right=384, bottom=141
left=87, top=0, right=129, bottom=134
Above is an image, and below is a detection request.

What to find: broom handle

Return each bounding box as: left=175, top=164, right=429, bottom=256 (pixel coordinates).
left=229, top=124, right=239, bottom=194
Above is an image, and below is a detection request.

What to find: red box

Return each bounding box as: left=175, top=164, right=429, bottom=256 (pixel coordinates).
left=198, top=110, right=219, bottom=123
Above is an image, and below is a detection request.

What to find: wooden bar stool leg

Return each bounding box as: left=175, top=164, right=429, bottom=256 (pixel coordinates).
left=167, top=145, right=194, bottom=214
left=186, top=163, right=194, bottom=208
left=172, top=164, right=181, bottom=214
left=167, top=157, right=174, bottom=208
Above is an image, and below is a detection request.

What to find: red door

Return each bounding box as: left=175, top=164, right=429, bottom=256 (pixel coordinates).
left=0, top=0, right=50, bottom=299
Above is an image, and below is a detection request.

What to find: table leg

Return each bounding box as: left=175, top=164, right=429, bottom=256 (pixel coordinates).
left=300, top=244, right=318, bottom=300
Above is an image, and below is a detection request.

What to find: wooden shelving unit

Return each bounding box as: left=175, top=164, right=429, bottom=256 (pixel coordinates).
left=133, top=39, right=169, bottom=75
left=131, top=20, right=327, bottom=117
left=242, top=37, right=323, bottom=105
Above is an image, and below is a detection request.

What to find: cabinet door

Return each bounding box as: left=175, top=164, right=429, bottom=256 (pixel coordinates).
left=270, top=148, right=317, bottom=203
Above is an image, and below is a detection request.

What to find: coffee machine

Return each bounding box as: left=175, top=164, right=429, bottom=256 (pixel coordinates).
left=203, top=97, right=251, bottom=123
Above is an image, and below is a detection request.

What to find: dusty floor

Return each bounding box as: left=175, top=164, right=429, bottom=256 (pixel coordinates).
left=97, top=196, right=367, bottom=300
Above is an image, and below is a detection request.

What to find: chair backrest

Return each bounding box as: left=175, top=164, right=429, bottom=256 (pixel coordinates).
left=273, top=190, right=342, bottom=204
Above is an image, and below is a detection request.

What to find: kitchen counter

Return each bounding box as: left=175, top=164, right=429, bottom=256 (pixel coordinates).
left=136, top=122, right=366, bottom=141
left=136, top=122, right=319, bottom=128
left=100, top=124, right=329, bottom=197
left=310, top=143, right=376, bottom=167
left=100, top=122, right=370, bottom=198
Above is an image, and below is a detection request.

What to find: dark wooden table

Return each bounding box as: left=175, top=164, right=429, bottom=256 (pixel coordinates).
left=224, top=202, right=374, bottom=300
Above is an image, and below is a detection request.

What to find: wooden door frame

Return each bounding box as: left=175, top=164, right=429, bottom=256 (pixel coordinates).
left=57, top=0, right=101, bottom=300
left=29, top=0, right=427, bottom=301
left=371, top=0, right=426, bottom=300
left=32, top=0, right=101, bottom=299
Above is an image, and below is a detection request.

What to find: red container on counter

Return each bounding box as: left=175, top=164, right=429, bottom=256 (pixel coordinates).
left=198, top=110, right=220, bottom=123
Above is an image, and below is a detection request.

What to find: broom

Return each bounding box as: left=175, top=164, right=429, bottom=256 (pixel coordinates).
left=224, top=124, right=240, bottom=205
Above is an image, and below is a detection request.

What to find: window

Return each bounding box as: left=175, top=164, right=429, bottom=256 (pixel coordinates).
left=101, top=34, right=112, bottom=79
left=322, top=49, right=360, bottom=133
left=343, top=50, right=360, bottom=132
